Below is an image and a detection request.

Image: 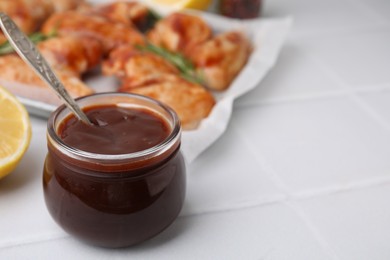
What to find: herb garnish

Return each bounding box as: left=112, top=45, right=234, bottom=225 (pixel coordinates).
left=137, top=43, right=204, bottom=85
left=0, top=29, right=57, bottom=55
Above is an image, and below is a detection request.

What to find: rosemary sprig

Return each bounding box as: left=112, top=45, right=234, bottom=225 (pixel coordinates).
left=135, top=9, right=161, bottom=33
left=136, top=43, right=204, bottom=85
left=148, top=9, right=162, bottom=21
left=145, top=10, right=161, bottom=32
left=0, top=29, right=57, bottom=55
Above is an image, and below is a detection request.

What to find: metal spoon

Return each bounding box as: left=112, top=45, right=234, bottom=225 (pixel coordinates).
left=0, top=12, right=93, bottom=125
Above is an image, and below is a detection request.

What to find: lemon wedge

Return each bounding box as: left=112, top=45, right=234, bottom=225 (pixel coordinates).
left=150, top=0, right=212, bottom=10
left=0, top=86, right=31, bottom=179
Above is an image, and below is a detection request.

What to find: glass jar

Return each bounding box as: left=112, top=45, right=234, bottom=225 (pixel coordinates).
left=43, top=93, right=186, bottom=248
left=220, top=0, right=262, bottom=19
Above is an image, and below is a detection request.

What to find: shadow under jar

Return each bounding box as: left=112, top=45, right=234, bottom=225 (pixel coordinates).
left=43, top=93, right=186, bottom=248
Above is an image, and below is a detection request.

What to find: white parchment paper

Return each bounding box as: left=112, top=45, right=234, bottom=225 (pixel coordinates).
left=179, top=13, right=292, bottom=162
left=1, top=2, right=291, bottom=163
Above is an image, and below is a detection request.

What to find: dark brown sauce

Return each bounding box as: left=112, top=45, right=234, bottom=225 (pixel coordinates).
left=44, top=103, right=185, bottom=247
left=43, top=148, right=185, bottom=247
left=58, top=105, right=170, bottom=154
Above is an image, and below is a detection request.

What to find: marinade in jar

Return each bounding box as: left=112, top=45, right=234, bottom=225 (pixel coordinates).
left=58, top=105, right=170, bottom=154
left=43, top=93, right=186, bottom=248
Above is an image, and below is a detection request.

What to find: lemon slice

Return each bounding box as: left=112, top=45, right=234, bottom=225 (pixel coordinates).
left=150, top=0, right=212, bottom=10
left=0, top=86, right=31, bottom=179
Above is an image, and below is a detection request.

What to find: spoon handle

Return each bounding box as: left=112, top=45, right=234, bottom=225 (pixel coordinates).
left=0, top=12, right=92, bottom=125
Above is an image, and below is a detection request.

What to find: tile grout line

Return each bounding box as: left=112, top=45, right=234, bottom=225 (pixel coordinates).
left=349, top=94, right=390, bottom=131
left=305, top=45, right=390, bottom=133
left=5, top=174, right=390, bottom=250
left=291, top=22, right=390, bottom=41
left=181, top=174, right=390, bottom=218
left=292, top=175, right=390, bottom=200
left=304, top=47, right=352, bottom=92
left=230, top=123, right=340, bottom=260
left=236, top=89, right=352, bottom=108
left=342, top=0, right=390, bottom=24
left=230, top=44, right=390, bottom=259
left=235, top=83, right=390, bottom=109
left=0, top=233, right=69, bottom=250
left=180, top=196, right=287, bottom=218
left=291, top=0, right=390, bottom=41
left=284, top=200, right=340, bottom=260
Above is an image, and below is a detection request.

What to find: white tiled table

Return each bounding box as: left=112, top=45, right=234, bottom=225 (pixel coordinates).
left=1, top=0, right=390, bottom=259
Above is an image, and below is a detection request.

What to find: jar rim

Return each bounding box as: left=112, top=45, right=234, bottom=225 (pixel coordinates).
left=47, top=92, right=181, bottom=163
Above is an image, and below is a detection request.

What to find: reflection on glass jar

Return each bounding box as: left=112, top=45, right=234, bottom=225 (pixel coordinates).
left=43, top=93, right=186, bottom=248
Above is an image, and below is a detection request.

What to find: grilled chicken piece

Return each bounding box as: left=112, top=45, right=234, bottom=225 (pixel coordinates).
left=0, top=0, right=86, bottom=43
left=189, top=31, right=252, bottom=91
left=0, top=35, right=102, bottom=104
left=102, top=45, right=179, bottom=88
left=39, top=35, right=104, bottom=76
left=41, top=11, right=145, bottom=54
left=78, top=1, right=149, bottom=28
left=147, top=12, right=212, bottom=55
left=0, top=0, right=51, bottom=43
left=52, top=0, right=88, bottom=12
left=0, top=54, right=93, bottom=105
left=121, top=75, right=215, bottom=130
left=103, top=45, right=215, bottom=129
